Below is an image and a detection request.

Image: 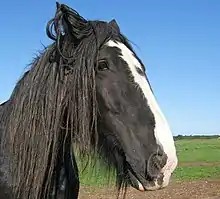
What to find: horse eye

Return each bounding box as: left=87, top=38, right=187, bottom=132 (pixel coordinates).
left=97, top=61, right=109, bottom=71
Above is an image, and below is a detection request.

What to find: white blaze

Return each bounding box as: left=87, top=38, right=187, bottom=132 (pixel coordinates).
left=107, top=40, right=178, bottom=188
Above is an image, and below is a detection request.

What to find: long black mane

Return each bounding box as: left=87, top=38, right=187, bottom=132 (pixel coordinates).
left=0, top=3, right=135, bottom=199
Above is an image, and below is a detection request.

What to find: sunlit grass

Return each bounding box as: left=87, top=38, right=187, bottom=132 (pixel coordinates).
left=175, top=139, right=220, bottom=162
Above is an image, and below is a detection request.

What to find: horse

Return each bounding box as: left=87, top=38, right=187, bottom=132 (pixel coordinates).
left=0, top=2, right=178, bottom=199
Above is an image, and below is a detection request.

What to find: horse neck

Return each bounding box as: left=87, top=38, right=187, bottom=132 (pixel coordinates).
left=0, top=101, right=15, bottom=198
left=0, top=102, right=5, bottom=143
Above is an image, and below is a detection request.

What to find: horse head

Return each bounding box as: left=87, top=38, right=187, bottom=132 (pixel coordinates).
left=47, top=3, right=178, bottom=191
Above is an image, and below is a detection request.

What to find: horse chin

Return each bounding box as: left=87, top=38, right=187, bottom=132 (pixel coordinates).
left=127, top=168, right=165, bottom=192
left=127, top=169, right=144, bottom=191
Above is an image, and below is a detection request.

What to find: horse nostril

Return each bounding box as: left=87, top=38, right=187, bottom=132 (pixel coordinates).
left=146, top=153, right=167, bottom=179
left=152, top=155, right=162, bottom=169
left=153, top=153, right=167, bottom=169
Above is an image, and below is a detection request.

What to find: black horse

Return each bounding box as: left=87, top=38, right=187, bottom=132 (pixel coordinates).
left=0, top=2, right=178, bottom=199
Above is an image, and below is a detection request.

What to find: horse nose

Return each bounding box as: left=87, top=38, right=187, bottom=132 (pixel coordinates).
left=146, top=151, right=167, bottom=179
left=154, top=151, right=167, bottom=169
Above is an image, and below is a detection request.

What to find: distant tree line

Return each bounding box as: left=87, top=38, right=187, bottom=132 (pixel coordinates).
left=173, top=134, right=219, bottom=141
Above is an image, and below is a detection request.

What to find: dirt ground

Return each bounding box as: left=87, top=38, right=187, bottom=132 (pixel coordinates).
left=79, top=179, right=220, bottom=199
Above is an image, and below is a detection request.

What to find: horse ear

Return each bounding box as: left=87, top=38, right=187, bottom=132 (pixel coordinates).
left=109, top=19, right=120, bottom=33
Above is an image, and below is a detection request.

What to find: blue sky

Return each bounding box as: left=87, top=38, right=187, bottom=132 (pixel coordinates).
left=0, top=0, right=219, bottom=135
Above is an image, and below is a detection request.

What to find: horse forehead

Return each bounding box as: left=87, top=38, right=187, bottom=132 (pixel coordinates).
left=106, top=40, right=143, bottom=71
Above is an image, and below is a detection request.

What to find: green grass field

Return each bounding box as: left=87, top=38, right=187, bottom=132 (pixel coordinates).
left=173, top=138, right=220, bottom=181
left=175, top=139, right=220, bottom=162
left=77, top=138, right=220, bottom=186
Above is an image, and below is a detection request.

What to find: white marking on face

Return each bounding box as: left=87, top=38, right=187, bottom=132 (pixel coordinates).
left=107, top=40, right=178, bottom=189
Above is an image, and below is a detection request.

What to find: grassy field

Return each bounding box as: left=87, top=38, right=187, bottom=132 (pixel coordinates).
left=77, top=138, right=220, bottom=186
left=175, top=139, right=220, bottom=162
left=173, top=139, right=220, bottom=181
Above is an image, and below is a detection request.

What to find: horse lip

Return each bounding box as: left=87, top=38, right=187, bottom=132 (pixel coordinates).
left=137, top=180, right=145, bottom=192
left=127, top=168, right=145, bottom=192
left=126, top=162, right=162, bottom=192
left=127, top=166, right=164, bottom=192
